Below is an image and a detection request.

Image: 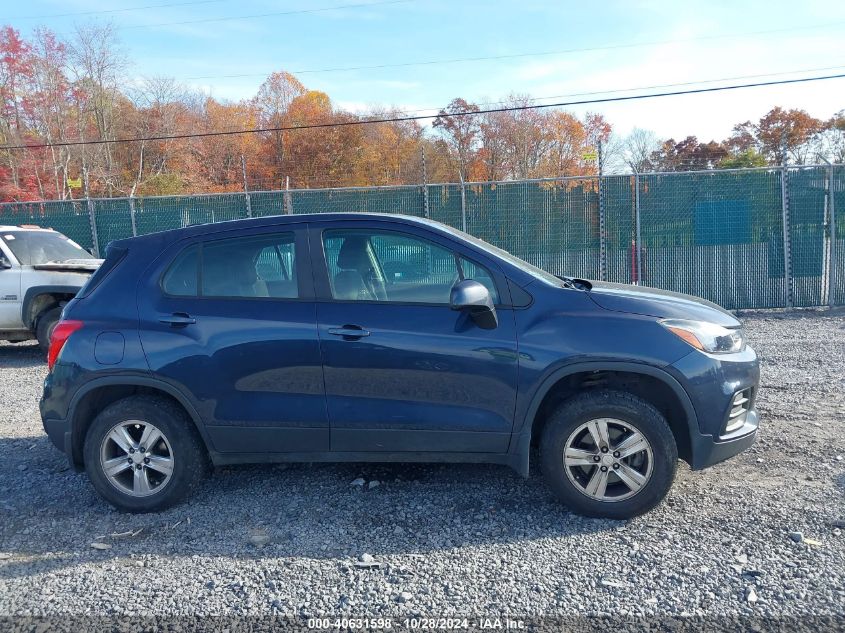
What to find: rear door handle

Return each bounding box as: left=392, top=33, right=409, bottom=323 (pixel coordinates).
left=327, top=326, right=370, bottom=339
left=159, top=313, right=196, bottom=326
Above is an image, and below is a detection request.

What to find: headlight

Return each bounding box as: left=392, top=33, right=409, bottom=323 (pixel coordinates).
left=659, top=318, right=745, bottom=354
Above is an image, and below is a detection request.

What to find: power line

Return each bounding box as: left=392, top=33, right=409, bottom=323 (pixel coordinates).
left=119, top=0, right=411, bottom=31
left=10, top=0, right=228, bottom=20
left=178, top=20, right=845, bottom=79
left=3, top=72, right=844, bottom=151
left=391, top=64, right=845, bottom=118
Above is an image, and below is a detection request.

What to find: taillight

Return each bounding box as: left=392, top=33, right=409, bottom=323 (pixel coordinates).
left=47, top=320, right=83, bottom=371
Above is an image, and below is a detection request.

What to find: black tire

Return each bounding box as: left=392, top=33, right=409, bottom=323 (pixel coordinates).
left=540, top=389, right=678, bottom=519
left=83, top=396, right=209, bottom=513
left=36, top=306, right=62, bottom=354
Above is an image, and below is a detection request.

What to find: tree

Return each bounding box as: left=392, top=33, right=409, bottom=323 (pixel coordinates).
left=650, top=136, right=728, bottom=171
left=433, top=98, right=480, bottom=181
left=621, top=128, right=659, bottom=173
left=254, top=71, right=306, bottom=182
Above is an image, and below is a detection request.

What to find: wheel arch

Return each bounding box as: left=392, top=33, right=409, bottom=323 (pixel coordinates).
left=511, top=361, right=698, bottom=477
left=22, top=285, right=80, bottom=329
left=67, top=376, right=212, bottom=467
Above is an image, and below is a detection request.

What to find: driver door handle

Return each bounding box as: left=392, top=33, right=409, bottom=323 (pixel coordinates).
left=328, top=325, right=370, bottom=339
left=159, top=312, right=196, bottom=326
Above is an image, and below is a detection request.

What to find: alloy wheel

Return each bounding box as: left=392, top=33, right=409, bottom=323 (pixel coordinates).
left=563, top=418, right=654, bottom=502
left=99, top=421, right=174, bottom=497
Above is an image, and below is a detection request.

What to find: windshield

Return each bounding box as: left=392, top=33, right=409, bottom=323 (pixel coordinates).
left=1, top=231, right=94, bottom=266
left=443, top=225, right=567, bottom=288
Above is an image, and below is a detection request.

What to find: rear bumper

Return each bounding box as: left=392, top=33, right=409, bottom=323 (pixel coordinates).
left=688, top=408, right=758, bottom=470
left=42, top=415, right=78, bottom=469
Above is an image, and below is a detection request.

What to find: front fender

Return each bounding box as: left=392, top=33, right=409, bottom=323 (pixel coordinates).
left=506, top=360, right=699, bottom=478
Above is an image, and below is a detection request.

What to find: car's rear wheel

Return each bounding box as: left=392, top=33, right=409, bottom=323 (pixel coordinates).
left=540, top=389, right=677, bottom=519
left=84, top=396, right=208, bottom=513
left=36, top=306, right=62, bottom=354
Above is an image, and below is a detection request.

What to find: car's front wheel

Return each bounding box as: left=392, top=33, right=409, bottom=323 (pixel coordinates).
left=540, top=390, right=678, bottom=519
left=83, top=396, right=208, bottom=512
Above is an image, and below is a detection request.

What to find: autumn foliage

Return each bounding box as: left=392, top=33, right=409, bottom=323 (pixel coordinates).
left=0, top=24, right=843, bottom=202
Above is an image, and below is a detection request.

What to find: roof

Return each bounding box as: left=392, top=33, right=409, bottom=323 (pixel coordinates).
left=116, top=212, right=455, bottom=246
left=0, top=225, right=54, bottom=232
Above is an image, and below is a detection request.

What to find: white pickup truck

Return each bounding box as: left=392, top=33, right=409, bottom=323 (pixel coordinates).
left=0, top=226, right=102, bottom=352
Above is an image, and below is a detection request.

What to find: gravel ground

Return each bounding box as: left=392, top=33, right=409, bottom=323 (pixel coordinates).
left=0, top=310, right=844, bottom=628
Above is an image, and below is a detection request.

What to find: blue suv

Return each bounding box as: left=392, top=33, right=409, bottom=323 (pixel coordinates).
left=40, top=213, right=759, bottom=518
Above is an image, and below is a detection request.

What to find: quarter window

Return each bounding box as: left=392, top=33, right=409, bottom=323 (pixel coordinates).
left=162, top=245, right=198, bottom=296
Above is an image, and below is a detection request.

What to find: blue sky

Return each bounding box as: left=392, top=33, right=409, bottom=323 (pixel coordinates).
left=7, top=0, right=845, bottom=141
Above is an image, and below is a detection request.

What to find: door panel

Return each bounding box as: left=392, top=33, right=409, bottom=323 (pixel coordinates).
left=0, top=241, right=22, bottom=329
left=137, top=228, right=328, bottom=453
left=313, top=224, right=519, bottom=453
left=318, top=302, right=518, bottom=452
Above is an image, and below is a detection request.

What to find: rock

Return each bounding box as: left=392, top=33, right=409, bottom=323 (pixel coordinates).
left=350, top=478, right=365, bottom=487
left=90, top=542, right=111, bottom=550
left=745, top=586, right=758, bottom=603
left=831, top=519, right=845, bottom=529
left=735, top=553, right=748, bottom=565
left=248, top=529, right=271, bottom=549
left=789, top=531, right=804, bottom=543
left=393, top=526, right=405, bottom=535
left=368, top=480, right=380, bottom=489
left=16, top=464, right=27, bottom=472
left=355, top=553, right=381, bottom=568
left=600, top=579, right=626, bottom=588
left=396, top=591, right=413, bottom=603
left=206, top=580, right=216, bottom=589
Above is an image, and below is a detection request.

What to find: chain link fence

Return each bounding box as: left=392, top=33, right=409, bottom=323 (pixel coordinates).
left=1, top=165, right=842, bottom=310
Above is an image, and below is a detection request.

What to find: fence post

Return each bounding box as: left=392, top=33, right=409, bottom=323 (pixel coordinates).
left=421, top=146, right=430, bottom=218
left=634, top=172, right=642, bottom=285
left=822, top=159, right=837, bottom=307
left=284, top=176, right=293, bottom=215
left=780, top=148, right=794, bottom=308
left=242, top=155, right=252, bottom=218
left=459, top=173, right=467, bottom=232
left=598, top=140, right=607, bottom=281
left=83, top=168, right=100, bottom=257
left=128, top=195, right=138, bottom=237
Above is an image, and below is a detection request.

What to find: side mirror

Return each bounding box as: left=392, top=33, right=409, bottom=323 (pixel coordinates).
left=0, top=256, right=11, bottom=270
left=450, top=279, right=498, bottom=329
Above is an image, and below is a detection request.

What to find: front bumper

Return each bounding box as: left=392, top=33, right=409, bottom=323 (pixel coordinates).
left=688, top=409, right=758, bottom=470
left=668, top=345, right=760, bottom=469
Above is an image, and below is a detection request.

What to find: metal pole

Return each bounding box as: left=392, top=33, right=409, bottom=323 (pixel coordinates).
left=780, top=137, right=793, bottom=308
left=421, top=146, right=430, bottom=219
left=598, top=140, right=607, bottom=281
left=459, top=173, right=467, bottom=232
left=83, top=167, right=100, bottom=257
left=832, top=166, right=839, bottom=307
left=284, top=176, right=293, bottom=215
left=634, top=172, right=642, bottom=285
left=128, top=195, right=138, bottom=237
left=820, top=157, right=837, bottom=307
left=242, top=155, right=252, bottom=218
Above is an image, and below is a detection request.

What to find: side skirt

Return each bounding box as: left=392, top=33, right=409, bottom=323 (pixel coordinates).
left=209, top=449, right=525, bottom=475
